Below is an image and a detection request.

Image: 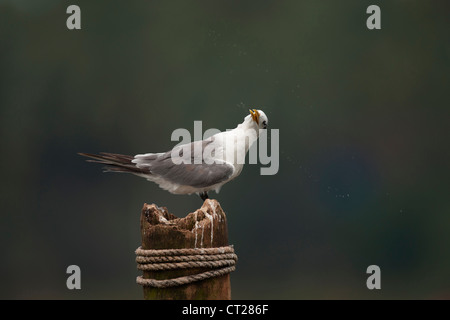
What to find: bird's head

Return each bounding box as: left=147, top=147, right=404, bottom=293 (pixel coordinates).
left=248, top=109, right=268, bottom=129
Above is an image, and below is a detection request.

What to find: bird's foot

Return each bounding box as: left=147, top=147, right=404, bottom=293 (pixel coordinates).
left=199, top=192, right=209, bottom=201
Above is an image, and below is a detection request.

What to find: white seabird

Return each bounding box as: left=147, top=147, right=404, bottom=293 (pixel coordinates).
left=79, top=109, right=268, bottom=201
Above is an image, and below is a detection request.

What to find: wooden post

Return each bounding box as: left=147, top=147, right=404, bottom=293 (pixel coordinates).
left=139, top=199, right=231, bottom=300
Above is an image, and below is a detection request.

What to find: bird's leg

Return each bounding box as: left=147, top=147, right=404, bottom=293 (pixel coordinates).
left=199, top=192, right=209, bottom=201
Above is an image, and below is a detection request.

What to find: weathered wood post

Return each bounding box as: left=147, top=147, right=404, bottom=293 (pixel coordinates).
left=136, top=199, right=235, bottom=300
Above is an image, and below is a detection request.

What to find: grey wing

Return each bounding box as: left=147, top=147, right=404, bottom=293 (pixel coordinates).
left=133, top=139, right=234, bottom=188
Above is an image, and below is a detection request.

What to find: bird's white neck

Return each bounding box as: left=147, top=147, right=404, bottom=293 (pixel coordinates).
left=236, top=115, right=259, bottom=133
left=234, top=115, right=260, bottom=153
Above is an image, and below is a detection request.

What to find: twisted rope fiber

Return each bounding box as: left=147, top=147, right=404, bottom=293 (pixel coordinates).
left=136, top=246, right=235, bottom=256
left=135, top=245, right=237, bottom=288
left=136, top=252, right=237, bottom=263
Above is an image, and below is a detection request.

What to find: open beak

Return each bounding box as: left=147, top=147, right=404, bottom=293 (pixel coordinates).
left=249, top=109, right=260, bottom=125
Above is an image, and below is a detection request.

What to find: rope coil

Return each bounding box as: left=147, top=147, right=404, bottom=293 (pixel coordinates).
left=135, top=245, right=237, bottom=288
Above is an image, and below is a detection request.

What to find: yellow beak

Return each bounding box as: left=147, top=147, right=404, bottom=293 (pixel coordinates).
left=249, top=109, right=260, bottom=124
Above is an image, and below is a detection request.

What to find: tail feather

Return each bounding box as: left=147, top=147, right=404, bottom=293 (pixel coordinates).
left=78, top=152, right=150, bottom=175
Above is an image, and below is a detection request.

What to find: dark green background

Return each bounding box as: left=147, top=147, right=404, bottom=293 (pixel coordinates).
left=0, top=0, right=449, bottom=299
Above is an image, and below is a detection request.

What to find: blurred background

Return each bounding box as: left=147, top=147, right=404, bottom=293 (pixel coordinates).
left=0, top=0, right=449, bottom=299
